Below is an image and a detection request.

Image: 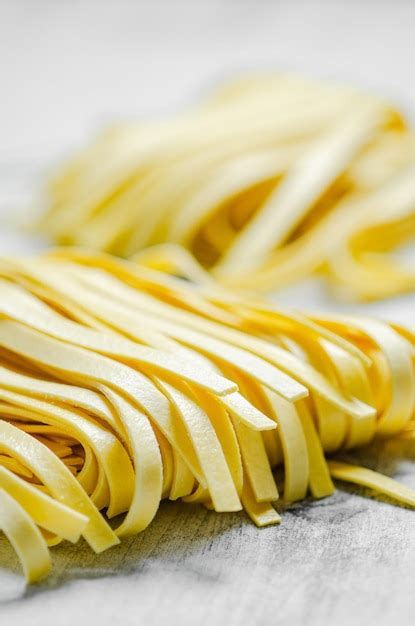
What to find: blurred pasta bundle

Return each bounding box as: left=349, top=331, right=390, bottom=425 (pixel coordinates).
left=40, top=74, right=415, bottom=299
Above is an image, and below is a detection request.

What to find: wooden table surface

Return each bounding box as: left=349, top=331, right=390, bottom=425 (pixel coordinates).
left=1, top=1, right=415, bottom=624
left=2, top=439, right=415, bottom=626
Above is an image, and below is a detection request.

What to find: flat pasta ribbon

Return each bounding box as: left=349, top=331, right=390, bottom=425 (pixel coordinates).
left=0, top=250, right=415, bottom=583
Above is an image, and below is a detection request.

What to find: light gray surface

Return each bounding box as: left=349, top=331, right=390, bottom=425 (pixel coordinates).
left=1, top=1, right=415, bottom=624
left=2, top=441, right=415, bottom=626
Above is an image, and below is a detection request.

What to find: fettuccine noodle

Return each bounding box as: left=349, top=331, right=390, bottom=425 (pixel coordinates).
left=1, top=247, right=415, bottom=583
left=39, top=74, right=415, bottom=300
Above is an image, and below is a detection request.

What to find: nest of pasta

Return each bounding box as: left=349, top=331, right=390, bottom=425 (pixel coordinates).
left=1, top=248, right=415, bottom=583
left=39, top=74, right=415, bottom=300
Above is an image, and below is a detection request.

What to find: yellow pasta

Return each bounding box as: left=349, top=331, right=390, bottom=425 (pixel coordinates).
left=38, top=73, right=415, bottom=300
left=0, top=248, right=415, bottom=583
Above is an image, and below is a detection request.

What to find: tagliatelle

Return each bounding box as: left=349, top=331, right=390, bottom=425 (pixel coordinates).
left=37, top=73, right=415, bottom=301
left=0, top=488, right=52, bottom=583
left=1, top=250, right=415, bottom=583
left=0, top=467, right=88, bottom=543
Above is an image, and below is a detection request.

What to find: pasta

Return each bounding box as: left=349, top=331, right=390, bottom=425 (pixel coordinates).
left=1, top=247, right=415, bottom=583
left=39, top=74, right=415, bottom=300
